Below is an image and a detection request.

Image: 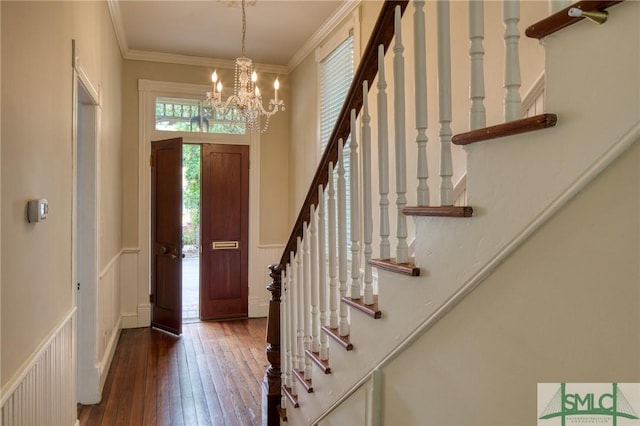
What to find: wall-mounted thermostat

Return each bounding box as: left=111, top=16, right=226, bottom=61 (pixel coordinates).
left=27, top=199, right=48, bottom=223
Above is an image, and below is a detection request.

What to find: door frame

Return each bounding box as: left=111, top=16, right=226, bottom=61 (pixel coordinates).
left=72, top=40, right=102, bottom=404
left=137, top=80, right=258, bottom=327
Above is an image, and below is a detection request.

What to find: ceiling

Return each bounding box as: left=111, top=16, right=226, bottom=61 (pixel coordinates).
left=112, top=0, right=351, bottom=70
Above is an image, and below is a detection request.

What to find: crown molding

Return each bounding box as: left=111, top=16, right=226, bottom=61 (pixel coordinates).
left=287, top=0, right=360, bottom=72
left=106, top=0, right=128, bottom=57
left=106, top=0, right=356, bottom=75
left=124, top=49, right=288, bottom=75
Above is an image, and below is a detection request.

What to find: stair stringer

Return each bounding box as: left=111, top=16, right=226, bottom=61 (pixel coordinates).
left=285, top=2, right=640, bottom=424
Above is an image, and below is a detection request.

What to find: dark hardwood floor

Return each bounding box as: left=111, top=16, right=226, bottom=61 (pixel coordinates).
left=78, top=318, right=268, bottom=426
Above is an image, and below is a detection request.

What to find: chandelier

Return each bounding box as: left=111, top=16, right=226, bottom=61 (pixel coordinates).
left=205, top=0, right=284, bottom=133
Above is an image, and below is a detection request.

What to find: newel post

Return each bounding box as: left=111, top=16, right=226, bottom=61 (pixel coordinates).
left=264, top=263, right=283, bottom=426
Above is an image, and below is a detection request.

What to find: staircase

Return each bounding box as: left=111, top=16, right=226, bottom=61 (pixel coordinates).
left=264, top=1, right=640, bottom=424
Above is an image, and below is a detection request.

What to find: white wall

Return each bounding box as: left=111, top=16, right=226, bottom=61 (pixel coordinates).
left=381, top=139, right=640, bottom=425
left=1, top=0, right=122, bottom=414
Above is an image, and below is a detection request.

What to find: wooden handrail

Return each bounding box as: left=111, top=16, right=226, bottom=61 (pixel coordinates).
left=525, top=0, right=623, bottom=40
left=265, top=4, right=408, bottom=424
left=278, top=0, right=409, bottom=267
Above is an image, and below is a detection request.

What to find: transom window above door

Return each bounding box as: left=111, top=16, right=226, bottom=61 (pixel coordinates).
left=155, top=97, right=246, bottom=135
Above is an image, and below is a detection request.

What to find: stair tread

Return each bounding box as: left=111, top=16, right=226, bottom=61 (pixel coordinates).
left=305, top=350, right=332, bottom=374
left=452, top=114, right=557, bottom=146
left=321, top=326, right=354, bottom=350
left=403, top=205, right=473, bottom=217
left=282, top=385, right=299, bottom=408
left=292, top=369, right=314, bottom=393
left=370, top=258, right=420, bottom=276
left=525, top=0, right=622, bottom=39
left=342, top=295, right=382, bottom=319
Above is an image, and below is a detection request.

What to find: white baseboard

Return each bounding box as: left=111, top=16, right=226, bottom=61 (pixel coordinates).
left=249, top=297, right=269, bottom=318
left=137, top=303, right=151, bottom=327
left=121, top=313, right=139, bottom=329
left=98, top=316, right=122, bottom=392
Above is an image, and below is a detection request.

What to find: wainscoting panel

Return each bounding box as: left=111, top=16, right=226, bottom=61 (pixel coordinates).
left=120, top=249, right=139, bottom=328
left=249, top=244, right=285, bottom=317
left=97, top=252, right=122, bottom=387
left=1, top=310, right=76, bottom=426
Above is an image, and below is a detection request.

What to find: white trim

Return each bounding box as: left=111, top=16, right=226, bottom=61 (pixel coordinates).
left=521, top=71, right=545, bottom=115
left=452, top=172, right=467, bottom=204
left=122, top=247, right=140, bottom=254
left=137, top=79, right=260, bottom=324
left=72, top=44, right=102, bottom=405
left=313, top=120, right=640, bottom=425
left=137, top=303, right=151, bottom=327
left=99, top=249, right=123, bottom=279
left=106, top=0, right=128, bottom=57
left=98, top=317, right=122, bottom=392
left=127, top=49, right=288, bottom=75
left=288, top=0, right=360, bottom=71
left=138, top=79, right=210, bottom=96
left=121, top=314, right=139, bottom=329
left=0, top=308, right=77, bottom=405
left=257, top=243, right=286, bottom=250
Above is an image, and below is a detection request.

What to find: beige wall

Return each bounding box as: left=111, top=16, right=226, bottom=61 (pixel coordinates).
left=1, top=0, right=122, bottom=386
left=121, top=60, right=289, bottom=247
left=382, top=141, right=640, bottom=425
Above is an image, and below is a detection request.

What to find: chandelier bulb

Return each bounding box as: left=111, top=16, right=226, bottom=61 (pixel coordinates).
left=217, top=81, right=222, bottom=93
left=211, top=70, right=218, bottom=83
left=274, top=78, right=280, bottom=90
left=251, top=71, right=258, bottom=83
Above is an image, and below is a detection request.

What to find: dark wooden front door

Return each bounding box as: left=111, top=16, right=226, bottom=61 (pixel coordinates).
left=200, top=144, right=249, bottom=320
left=150, top=138, right=183, bottom=334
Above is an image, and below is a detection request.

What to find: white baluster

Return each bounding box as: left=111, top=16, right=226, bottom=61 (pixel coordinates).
left=469, top=0, right=486, bottom=130
left=503, top=0, right=522, bottom=121
left=337, top=139, right=350, bottom=337
left=309, top=205, right=319, bottom=355
left=394, top=5, right=409, bottom=263
left=377, top=45, right=391, bottom=261
left=414, top=0, right=430, bottom=206
left=328, top=162, right=339, bottom=330
left=288, top=254, right=298, bottom=396
left=349, top=109, right=362, bottom=300
left=296, top=239, right=304, bottom=373
left=318, top=184, right=329, bottom=361
left=361, top=82, right=374, bottom=306
left=303, top=222, right=312, bottom=380
left=437, top=0, right=454, bottom=206
left=281, top=269, right=288, bottom=394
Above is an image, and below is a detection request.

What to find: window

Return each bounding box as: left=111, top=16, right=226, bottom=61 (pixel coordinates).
left=319, top=32, right=355, bottom=257
left=320, top=33, right=354, bottom=153
left=155, top=97, right=245, bottom=135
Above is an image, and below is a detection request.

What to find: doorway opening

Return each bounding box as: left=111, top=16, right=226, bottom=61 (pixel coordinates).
left=182, top=143, right=201, bottom=322
left=75, top=71, right=100, bottom=403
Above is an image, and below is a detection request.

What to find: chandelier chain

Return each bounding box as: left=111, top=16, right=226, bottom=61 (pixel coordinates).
left=241, top=0, right=246, bottom=57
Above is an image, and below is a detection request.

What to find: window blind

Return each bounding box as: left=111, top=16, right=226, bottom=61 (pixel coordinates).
left=320, top=34, right=354, bottom=259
